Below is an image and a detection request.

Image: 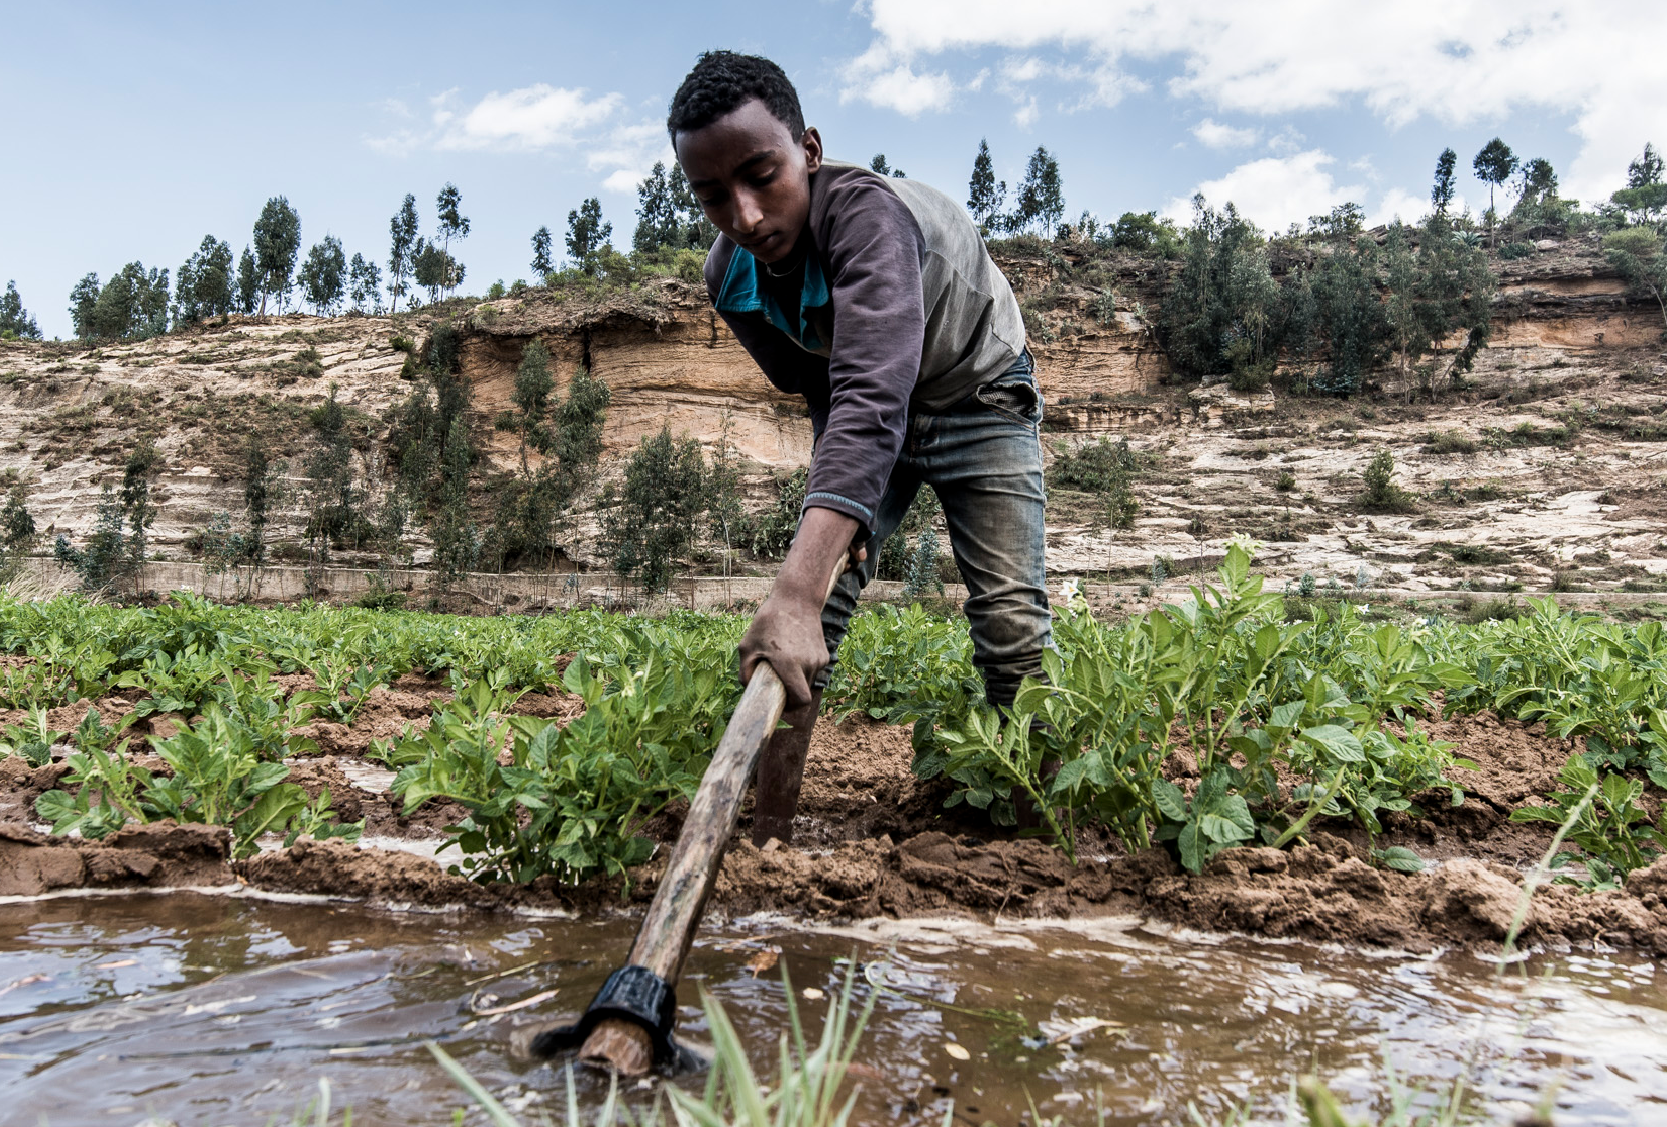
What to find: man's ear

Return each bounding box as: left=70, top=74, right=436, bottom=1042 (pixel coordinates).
left=801, top=126, right=823, bottom=175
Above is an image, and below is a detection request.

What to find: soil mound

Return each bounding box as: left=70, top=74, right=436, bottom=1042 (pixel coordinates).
left=5, top=811, right=1667, bottom=956
left=0, top=821, right=232, bottom=896
left=285, top=757, right=364, bottom=822
left=237, top=838, right=501, bottom=910
left=0, top=757, right=70, bottom=825
left=773, top=717, right=953, bottom=845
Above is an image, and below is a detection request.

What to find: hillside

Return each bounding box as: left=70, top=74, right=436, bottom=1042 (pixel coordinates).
left=1, top=232, right=1663, bottom=603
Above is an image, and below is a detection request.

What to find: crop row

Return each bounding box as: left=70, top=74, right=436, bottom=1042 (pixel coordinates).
left=2, top=548, right=1665, bottom=885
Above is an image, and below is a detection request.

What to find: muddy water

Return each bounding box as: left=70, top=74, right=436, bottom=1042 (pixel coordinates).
left=2, top=894, right=1665, bottom=1126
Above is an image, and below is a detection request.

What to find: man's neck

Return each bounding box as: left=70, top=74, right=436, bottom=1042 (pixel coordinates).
left=764, top=229, right=812, bottom=277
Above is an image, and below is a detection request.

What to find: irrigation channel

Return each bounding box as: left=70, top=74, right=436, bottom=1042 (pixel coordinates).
left=3, top=890, right=1665, bottom=1126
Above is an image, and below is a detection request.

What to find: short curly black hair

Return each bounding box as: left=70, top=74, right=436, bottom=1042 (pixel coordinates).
left=667, top=51, right=804, bottom=141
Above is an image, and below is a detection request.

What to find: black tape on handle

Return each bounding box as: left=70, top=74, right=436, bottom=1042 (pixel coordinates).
left=529, top=964, right=700, bottom=1071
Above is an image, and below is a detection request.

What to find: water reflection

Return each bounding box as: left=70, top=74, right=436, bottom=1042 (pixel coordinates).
left=0, top=894, right=1663, bottom=1125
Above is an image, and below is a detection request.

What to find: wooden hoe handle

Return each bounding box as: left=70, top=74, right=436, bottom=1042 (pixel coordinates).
left=578, top=559, right=847, bottom=1075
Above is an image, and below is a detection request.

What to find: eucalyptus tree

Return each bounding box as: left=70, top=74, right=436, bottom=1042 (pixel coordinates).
left=252, top=197, right=301, bottom=314
left=436, top=183, right=469, bottom=297
left=298, top=235, right=347, bottom=315
left=530, top=225, right=553, bottom=276
left=176, top=236, right=235, bottom=324
left=1472, top=138, right=1517, bottom=243
left=1431, top=148, right=1457, bottom=216
left=387, top=194, right=420, bottom=313
left=0, top=281, right=40, bottom=339
left=565, top=198, right=611, bottom=274
left=236, top=247, right=259, bottom=313
left=967, top=138, right=1006, bottom=236
left=347, top=253, right=383, bottom=313
left=1014, top=146, right=1064, bottom=236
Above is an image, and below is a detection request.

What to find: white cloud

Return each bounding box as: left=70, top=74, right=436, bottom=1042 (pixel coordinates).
left=1002, top=56, right=1047, bottom=85
left=586, top=121, right=666, bottom=170
left=1370, top=187, right=1430, bottom=227
left=1191, top=119, right=1259, bottom=148
left=364, top=129, right=422, bottom=158
left=436, top=84, right=621, bottom=151
left=839, top=45, right=956, bottom=115
left=1165, top=150, right=1363, bottom=232
left=846, top=1, right=1667, bottom=201
left=367, top=83, right=626, bottom=160
left=601, top=169, right=644, bottom=194
left=1267, top=126, right=1305, bottom=156
left=364, top=84, right=670, bottom=194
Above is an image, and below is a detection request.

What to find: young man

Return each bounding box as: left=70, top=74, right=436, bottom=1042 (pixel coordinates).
left=668, top=51, right=1051, bottom=844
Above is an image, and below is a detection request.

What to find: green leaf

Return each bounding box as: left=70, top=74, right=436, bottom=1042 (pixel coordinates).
left=1199, top=812, right=1252, bottom=845
left=1374, top=846, right=1424, bottom=873
left=231, top=783, right=307, bottom=859
left=1300, top=724, right=1364, bottom=763
left=1267, top=700, right=1305, bottom=734
left=1178, top=822, right=1203, bottom=873
left=1054, top=755, right=1090, bottom=792
left=1152, top=779, right=1188, bottom=822
left=1511, top=805, right=1568, bottom=824
left=34, top=789, right=81, bottom=831
left=1218, top=793, right=1255, bottom=836
left=1601, top=773, right=1638, bottom=817
left=245, top=760, right=290, bottom=796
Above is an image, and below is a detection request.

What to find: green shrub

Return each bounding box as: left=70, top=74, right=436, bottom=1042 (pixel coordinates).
left=748, top=467, right=807, bottom=559
left=1359, top=448, right=1415, bottom=513
left=1047, top=438, right=1143, bottom=529
left=1424, top=430, right=1479, bottom=455
left=1443, top=542, right=1512, bottom=566
left=1049, top=437, right=1140, bottom=492
left=352, top=573, right=408, bottom=611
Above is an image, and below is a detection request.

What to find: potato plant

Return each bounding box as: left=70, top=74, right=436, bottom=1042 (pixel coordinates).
left=36, top=707, right=359, bottom=857
left=8, top=548, right=1667, bottom=885
left=912, top=543, right=1476, bottom=871
left=1513, top=753, right=1667, bottom=887
left=390, top=651, right=733, bottom=885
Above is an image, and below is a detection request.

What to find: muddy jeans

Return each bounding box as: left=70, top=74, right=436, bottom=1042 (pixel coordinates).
left=812, top=350, right=1052, bottom=707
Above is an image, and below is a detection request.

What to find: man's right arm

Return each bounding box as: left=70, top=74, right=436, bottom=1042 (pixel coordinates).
left=737, top=506, right=862, bottom=709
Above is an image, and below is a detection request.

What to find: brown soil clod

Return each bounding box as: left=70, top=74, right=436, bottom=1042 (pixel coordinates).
left=0, top=757, right=72, bottom=825
left=0, top=821, right=232, bottom=896
left=285, top=756, right=363, bottom=823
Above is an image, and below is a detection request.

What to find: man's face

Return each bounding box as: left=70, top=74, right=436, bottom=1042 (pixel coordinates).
left=675, top=99, right=821, bottom=265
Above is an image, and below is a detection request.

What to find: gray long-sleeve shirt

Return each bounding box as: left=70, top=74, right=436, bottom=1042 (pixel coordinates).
left=703, top=160, right=1025, bottom=535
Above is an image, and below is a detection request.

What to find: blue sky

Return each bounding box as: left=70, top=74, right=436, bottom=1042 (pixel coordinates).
left=4, top=1, right=1663, bottom=339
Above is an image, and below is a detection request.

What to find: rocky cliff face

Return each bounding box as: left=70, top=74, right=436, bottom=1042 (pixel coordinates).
left=1, top=235, right=1663, bottom=599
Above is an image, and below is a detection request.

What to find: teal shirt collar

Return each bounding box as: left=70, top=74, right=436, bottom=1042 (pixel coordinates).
left=714, top=244, right=831, bottom=352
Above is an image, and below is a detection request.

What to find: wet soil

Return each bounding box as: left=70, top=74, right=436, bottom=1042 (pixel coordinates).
left=6, top=683, right=1667, bottom=957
